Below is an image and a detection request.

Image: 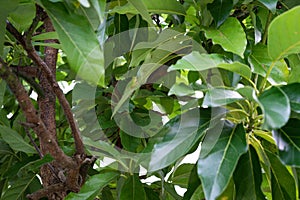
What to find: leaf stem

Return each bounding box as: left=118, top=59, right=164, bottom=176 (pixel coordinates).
left=262, top=11, right=273, bottom=45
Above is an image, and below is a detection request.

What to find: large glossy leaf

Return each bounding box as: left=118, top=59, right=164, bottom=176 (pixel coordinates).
left=249, top=44, right=289, bottom=84
left=65, top=171, right=119, bottom=200
left=203, top=88, right=244, bottom=107
left=119, top=174, right=147, bottom=200
left=0, top=0, right=18, bottom=55
left=281, top=83, right=300, bottom=113
left=1, top=174, right=36, bottom=200
left=233, top=145, right=265, bottom=200
left=40, top=0, right=105, bottom=86
left=169, top=52, right=251, bottom=79
left=204, top=17, right=247, bottom=58
left=207, top=0, right=234, bottom=27
left=258, top=0, right=278, bottom=13
left=109, top=0, right=185, bottom=16
left=0, top=125, right=36, bottom=154
left=197, top=122, right=247, bottom=200
left=272, top=118, right=300, bottom=166
left=258, top=87, right=290, bottom=130
left=268, top=6, right=300, bottom=60
left=266, top=151, right=297, bottom=200
left=141, top=108, right=226, bottom=172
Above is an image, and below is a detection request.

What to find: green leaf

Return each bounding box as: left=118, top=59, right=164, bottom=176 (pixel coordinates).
left=31, top=32, right=59, bottom=41
left=0, top=0, right=19, bottom=55
left=168, top=83, right=195, bottom=97
left=198, top=122, right=247, bottom=200
left=142, top=108, right=221, bottom=172
left=128, top=0, right=154, bottom=25
left=40, top=0, right=104, bottom=86
left=119, top=174, right=147, bottom=200
left=268, top=6, right=300, bottom=60
left=281, top=83, right=300, bottom=113
left=233, top=145, right=265, bottom=200
left=109, top=0, right=185, bottom=16
left=203, top=88, right=244, bottom=107
left=273, top=118, right=300, bottom=166
left=19, top=154, right=54, bottom=173
left=207, top=0, right=234, bottom=27
left=204, top=17, right=247, bottom=58
left=170, top=164, right=194, bottom=188
left=65, top=171, right=119, bottom=200
left=266, top=151, right=297, bottom=200
left=249, top=44, right=289, bottom=84
left=0, top=79, right=6, bottom=106
left=287, top=54, right=300, bottom=83
left=183, top=164, right=202, bottom=200
left=258, top=0, right=278, bottom=13
left=169, top=52, right=251, bottom=79
left=258, top=87, right=290, bottom=130
left=0, top=125, right=36, bottom=154
left=1, top=174, right=36, bottom=200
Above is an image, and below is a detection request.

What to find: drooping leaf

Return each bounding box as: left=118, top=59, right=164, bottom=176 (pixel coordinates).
left=65, top=171, right=119, bottom=200
left=0, top=125, right=36, bottom=154
left=0, top=0, right=19, bottom=55
left=266, top=151, right=297, bottom=200
left=198, top=122, right=248, bottom=200
left=258, top=87, right=290, bottom=130
left=249, top=44, right=289, bottom=84
left=1, top=174, right=36, bottom=200
left=119, top=174, right=147, bottom=200
left=202, top=88, right=244, bottom=107
left=204, top=17, right=247, bottom=58
left=258, top=0, right=278, bottom=13
left=109, top=0, right=185, bottom=16
left=207, top=0, right=234, bottom=27
left=40, top=0, right=105, bottom=86
left=233, top=145, right=265, bottom=200
left=169, top=52, right=251, bottom=79
left=272, top=118, right=300, bottom=166
left=281, top=83, right=300, bottom=113
left=268, top=6, right=300, bottom=60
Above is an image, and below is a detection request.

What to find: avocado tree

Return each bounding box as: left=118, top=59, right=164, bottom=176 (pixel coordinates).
left=0, top=0, right=300, bottom=199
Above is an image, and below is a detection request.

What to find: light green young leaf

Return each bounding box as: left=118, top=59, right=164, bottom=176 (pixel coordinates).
left=65, top=171, right=119, bottom=200
left=204, top=17, right=247, bottom=58
left=0, top=125, right=36, bottom=154
left=31, top=32, right=59, bottom=41
left=268, top=6, right=300, bottom=60
left=198, top=122, right=247, bottom=200
left=258, top=87, right=290, bottom=130
left=40, top=0, right=105, bottom=86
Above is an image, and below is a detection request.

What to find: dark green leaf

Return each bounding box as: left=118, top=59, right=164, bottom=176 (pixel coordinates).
left=40, top=0, right=105, bottom=86
left=19, top=154, right=54, bottom=173
left=183, top=164, right=202, bottom=200
left=128, top=0, right=153, bottom=25
left=170, top=164, right=194, bottom=188
left=233, top=145, right=265, bottom=200
left=0, top=79, right=6, bottom=106
left=266, top=151, right=297, bottom=200
left=0, top=125, right=36, bottom=154
left=204, top=17, right=247, bottom=58
left=258, top=87, right=290, bottom=130
left=119, top=174, right=147, bottom=200
left=273, top=118, right=300, bottom=166
left=281, top=83, right=300, bottom=113
left=207, top=0, right=234, bottom=27
left=198, top=122, right=247, bottom=200
left=268, top=6, right=300, bottom=60
left=65, top=171, right=119, bottom=200
left=258, top=0, right=278, bottom=13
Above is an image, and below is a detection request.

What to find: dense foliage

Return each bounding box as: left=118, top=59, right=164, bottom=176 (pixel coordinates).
left=1, top=0, right=300, bottom=199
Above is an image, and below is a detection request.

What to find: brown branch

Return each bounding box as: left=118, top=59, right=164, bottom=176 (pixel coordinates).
left=26, top=183, right=66, bottom=200
left=6, top=19, right=85, bottom=156
left=0, top=58, right=76, bottom=169
left=11, top=65, right=39, bottom=77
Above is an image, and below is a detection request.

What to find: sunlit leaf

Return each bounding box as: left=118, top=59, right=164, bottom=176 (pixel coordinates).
left=203, top=88, right=244, bottom=107
left=204, top=17, right=247, bottom=58
left=40, top=0, right=105, bottom=86
left=198, top=122, right=247, bottom=200
left=65, top=171, right=119, bottom=200
left=273, top=118, right=300, bottom=166
left=268, top=6, right=300, bottom=60
left=287, top=54, right=300, bottom=83
left=0, top=125, right=36, bottom=154
left=258, top=87, right=290, bottom=130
